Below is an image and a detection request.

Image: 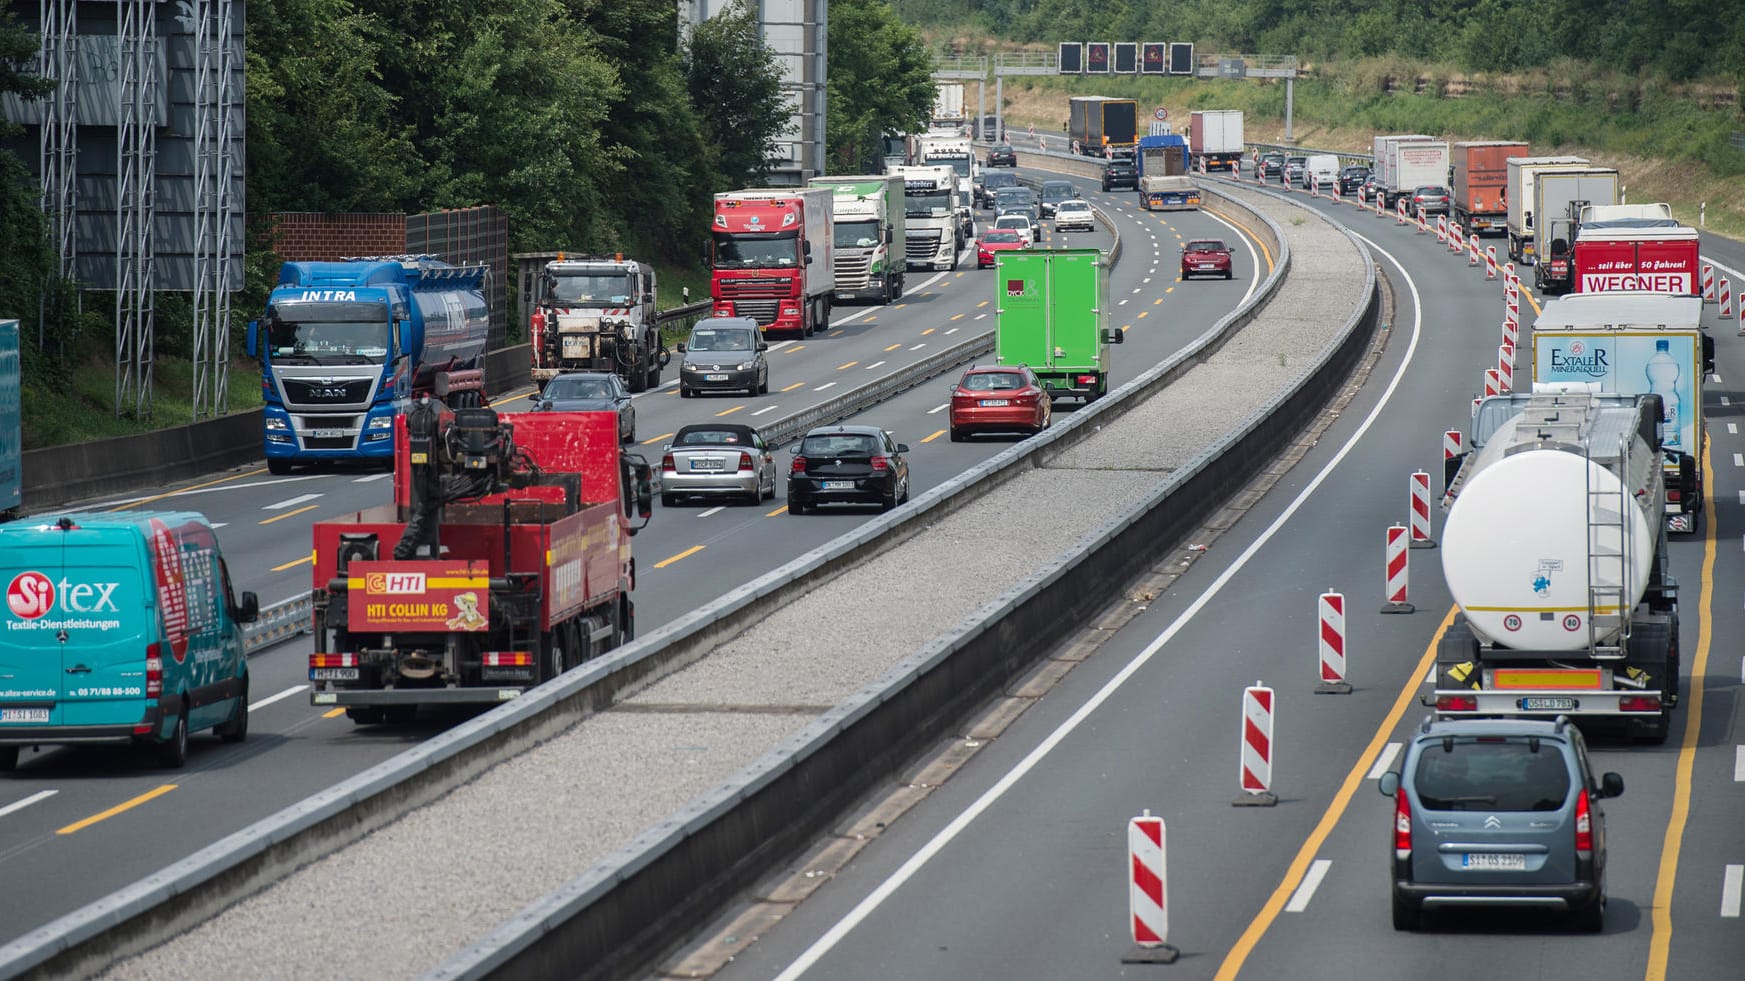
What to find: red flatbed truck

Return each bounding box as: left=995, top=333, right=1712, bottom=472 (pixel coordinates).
left=307, top=405, right=652, bottom=723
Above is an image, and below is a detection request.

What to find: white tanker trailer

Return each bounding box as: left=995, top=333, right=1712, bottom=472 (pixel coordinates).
left=1435, top=391, right=1680, bottom=742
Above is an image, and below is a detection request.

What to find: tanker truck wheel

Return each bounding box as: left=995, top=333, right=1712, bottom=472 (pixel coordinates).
left=1626, top=620, right=1674, bottom=745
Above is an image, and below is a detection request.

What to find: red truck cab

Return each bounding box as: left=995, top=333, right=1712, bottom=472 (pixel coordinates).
left=711, top=189, right=834, bottom=339
left=1573, top=226, right=1701, bottom=295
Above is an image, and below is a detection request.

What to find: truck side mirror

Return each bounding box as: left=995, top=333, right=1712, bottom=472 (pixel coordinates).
left=643, top=291, right=654, bottom=303
left=1702, top=334, right=1716, bottom=374
left=1101, top=328, right=1124, bottom=345
left=1679, top=452, right=1698, bottom=501
left=245, top=320, right=258, bottom=358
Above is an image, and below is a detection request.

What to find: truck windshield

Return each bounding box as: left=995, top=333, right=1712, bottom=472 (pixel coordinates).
left=263, top=300, right=390, bottom=365
left=927, top=156, right=972, bottom=179
left=713, top=232, right=800, bottom=268
left=904, top=190, right=951, bottom=218
left=548, top=272, right=631, bottom=306
left=834, top=220, right=880, bottom=249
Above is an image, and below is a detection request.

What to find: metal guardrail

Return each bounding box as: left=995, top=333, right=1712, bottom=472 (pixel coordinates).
left=242, top=596, right=311, bottom=654
left=1245, top=141, right=1374, bottom=167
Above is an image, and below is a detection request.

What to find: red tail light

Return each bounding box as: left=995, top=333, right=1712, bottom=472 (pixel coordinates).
left=1436, top=694, right=1479, bottom=711
left=1394, top=786, right=1412, bottom=856
left=145, top=642, right=164, bottom=698
left=737, top=452, right=753, bottom=471
left=482, top=651, right=532, bottom=667
left=661, top=453, right=676, bottom=473
left=790, top=455, right=807, bottom=475
left=1619, top=695, right=1662, bottom=712
left=1666, top=488, right=1681, bottom=503
left=1574, top=788, right=1593, bottom=853
left=310, top=653, right=358, bottom=668
left=870, top=456, right=890, bottom=473
left=1076, top=375, right=1097, bottom=386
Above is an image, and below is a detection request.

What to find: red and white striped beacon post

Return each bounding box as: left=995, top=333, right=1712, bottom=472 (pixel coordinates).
left=1721, top=278, right=1735, bottom=322
left=1121, top=810, right=1181, bottom=964
left=1234, top=682, right=1278, bottom=806
left=1467, top=233, right=1480, bottom=266
left=1318, top=590, right=1355, bottom=690
left=1436, top=215, right=1448, bottom=244
left=1505, top=261, right=1517, bottom=289
left=1483, top=367, right=1502, bottom=399
left=1396, top=199, right=1408, bottom=224
left=1702, top=263, right=1715, bottom=303
left=1416, top=206, right=1428, bottom=234
left=1497, top=343, right=1515, bottom=391
left=1409, top=471, right=1436, bottom=548
left=1449, top=221, right=1464, bottom=254
left=1485, top=246, right=1498, bottom=280
left=1330, top=180, right=1342, bottom=205
left=1375, top=192, right=1386, bottom=218
left=1382, top=528, right=1415, bottom=616
left=1503, top=317, right=1519, bottom=351
left=1442, top=429, right=1463, bottom=508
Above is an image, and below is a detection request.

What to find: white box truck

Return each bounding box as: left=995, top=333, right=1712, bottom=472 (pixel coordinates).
left=809, top=175, right=907, bottom=305
left=1505, top=156, right=1589, bottom=262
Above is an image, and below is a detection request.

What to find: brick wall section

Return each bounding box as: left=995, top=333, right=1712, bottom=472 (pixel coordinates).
left=261, top=213, right=409, bottom=262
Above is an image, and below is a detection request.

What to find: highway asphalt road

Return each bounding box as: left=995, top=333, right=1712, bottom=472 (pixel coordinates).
left=0, top=171, right=1274, bottom=944
left=704, top=182, right=1745, bottom=980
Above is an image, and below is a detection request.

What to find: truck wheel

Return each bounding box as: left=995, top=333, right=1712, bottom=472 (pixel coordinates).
left=215, top=675, right=249, bottom=743
left=157, top=712, right=189, bottom=769
left=0, top=746, right=18, bottom=771
left=627, top=368, right=647, bottom=394
left=268, top=459, right=293, bottom=476
left=346, top=707, right=385, bottom=725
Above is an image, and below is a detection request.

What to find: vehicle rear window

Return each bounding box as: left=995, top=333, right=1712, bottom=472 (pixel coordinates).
left=676, top=429, right=747, bottom=446
left=800, top=434, right=879, bottom=456
left=1413, top=739, right=1571, bottom=812
left=996, top=217, right=1028, bottom=228
left=983, top=231, right=1020, bottom=243
left=1186, top=240, right=1226, bottom=252
left=544, top=376, right=611, bottom=399
left=961, top=372, right=1025, bottom=392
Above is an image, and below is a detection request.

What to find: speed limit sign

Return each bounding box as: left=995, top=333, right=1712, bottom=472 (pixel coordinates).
left=1154, top=107, right=1169, bottom=121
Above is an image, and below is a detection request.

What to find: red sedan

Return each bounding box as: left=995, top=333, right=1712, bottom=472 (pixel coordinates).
left=948, top=365, right=1051, bottom=441
left=1181, top=238, right=1233, bottom=280
left=976, top=229, right=1028, bottom=268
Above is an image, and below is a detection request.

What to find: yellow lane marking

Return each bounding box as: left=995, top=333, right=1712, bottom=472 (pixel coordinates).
left=104, top=468, right=267, bottom=513
left=1647, top=440, right=1718, bottom=978
left=975, top=301, right=988, bottom=309
left=780, top=382, right=806, bottom=393
left=714, top=406, right=746, bottom=417
left=654, top=545, right=705, bottom=569
left=324, top=708, right=347, bottom=719
left=884, top=343, right=903, bottom=352
left=766, top=504, right=789, bottom=517
left=488, top=385, right=536, bottom=407
left=865, top=316, right=878, bottom=323
left=785, top=344, right=807, bottom=354
left=259, top=503, right=319, bottom=526
left=272, top=554, right=313, bottom=572
left=920, top=429, right=947, bottom=443
left=1120, top=325, right=1131, bottom=332
left=896, top=303, right=909, bottom=309
left=58, top=784, right=178, bottom=835
left=836, top=361, right=859, bottom=370
left=1138, top=312, right=1149, bottom=319
left=950, top=313, right=966, bottom=321
left=1165, top=286, right=1175, bottom=294
left=1153, top=297, right=1163, bottom=305
left=641, top=432, right=674, bottom=446
left=1206, top=206, right=1275, bottom=274
left=954, top=271, right=965, bottom=278
left=1216, top=606, right=1454, bottom=979
left=921, top=327, right=936, bottom=335
left=829, top=329, right=845, bottom=336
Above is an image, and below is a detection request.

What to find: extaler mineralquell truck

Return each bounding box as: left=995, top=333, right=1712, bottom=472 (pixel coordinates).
left=1435, top=391, right=1680, bottom=743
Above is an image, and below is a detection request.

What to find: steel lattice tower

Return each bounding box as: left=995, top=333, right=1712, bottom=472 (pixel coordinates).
left=191, top=0, right=237, bottom=418
left=37, top=0, right=77, bottom=351
left=115, top=0, right=158, bottom=420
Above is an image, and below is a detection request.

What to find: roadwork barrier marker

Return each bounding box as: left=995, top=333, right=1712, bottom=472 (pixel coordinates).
left=1485, top=246, right=1498, bottom=280
left=1442, top=430, right=1463, bottom=508
left=1330, top=181, right=1341, bottom=205
left=1468, top=233, right=1481, bottom=266
left=1502, top=318, right=1518, bottom=350
left=1319, top=590, right=1355, bottom=690
left=1416, top=207, right=1428, bottom=234
left=1703, top=263, right=1716, bottom=303
left=1396, top=199, right=1407, bottom=224
left=1722, top=278, right=1735, bottom=322
left=1374, top=193, right=1385, bottom=219
left=1449, top=221, right=1464, bottom=254
left=1121, top=811, right=1180, bottom=964
left=1235, top=683, right=1278, bottom=806
left=1436, top=215, right=1448, bottom=244
left=1483, top=367, right=1502, bottom=399
left=1497, top=343, right=1515, bottom=392
left=1505, top=262, right=1517, bottom=290
left=1382, top=529, right=1414, bottom=616
left=1505, top=291, right=1520, bottom=334
left=1409, top=470, right=1436, bottom=548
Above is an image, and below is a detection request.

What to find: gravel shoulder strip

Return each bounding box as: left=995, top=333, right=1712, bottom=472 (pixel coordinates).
left=101, top=186, right=1362, bottom=979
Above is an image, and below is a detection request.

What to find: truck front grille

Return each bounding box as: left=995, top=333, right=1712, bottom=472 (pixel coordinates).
left=834, top=253, right=872, bottom=288
left=283, top=378, right=373, bottom=405
left=716, top=277, right=789, bottom=299
left=907, top=233, right=941, bottom=260
left=733, top=300, right=780, bottom=325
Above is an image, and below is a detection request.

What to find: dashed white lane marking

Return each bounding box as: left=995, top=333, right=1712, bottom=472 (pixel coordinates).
left=0, top=790, right=58, bottom=819
left=265, top=494, right=321, bottom=510
left=1723, top=396, right=1733, bottom=407
left=752, top=406, right=779, bottom=416
left=910, top=343, right=927, bottom=351
left=1729, top=423, right=1739, bottom=435
left=865, top=361, right=886, bottom=370
left=1735, top=746, right=1745, bottom=782
left=1737, top=490, right=1744, bottom=507
left=927, top=404, right=948, bottom=415
left=1724, top=865, right=1743, bottom=918
left=250, top=685, right=308, bottom=712
left=353, top=472, right=392, bottom=483
left=698, top=506, right=725, bottom=518
left=815, top=382, right=837, bottom=392
left=210, top=523, right=227, bottom=529
left=1735, top=453, right=1743, bottom=468
left=1285, top=859, right=1333, bottom=913
left=946, top=328, right=960, bottom=334
left=1368, top=742, right=1402, bottom=780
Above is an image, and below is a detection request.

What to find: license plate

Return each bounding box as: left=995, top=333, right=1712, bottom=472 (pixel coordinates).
left=562, top=337, right=592, bottom=358
left=310, top=668, right=360, bottom=681
left=823, top=480, right=854, bottom=490
left=0, top=708, right=49, bottom=723
left=705, top=374, right=728, bottom=382
left=307, top=429, right=347, bottom=439
left=1520, top=696, right=1578, bottom=711
left=690, top=458, right=724, bottom=471
left=1462, top=853, right=1526, bottom=871
left=1198, top=264, right=1217, bottom=270
left=980, top=399, right=1010, bottom=407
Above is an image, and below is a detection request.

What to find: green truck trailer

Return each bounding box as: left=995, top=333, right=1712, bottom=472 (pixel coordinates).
left=994, top=249, right=1122, bottom=402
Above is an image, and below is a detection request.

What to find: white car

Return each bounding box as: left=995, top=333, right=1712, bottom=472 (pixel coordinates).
left=993, top=213, right=1035, bottom=247
left=1054, top=199, right=1095, bottom=233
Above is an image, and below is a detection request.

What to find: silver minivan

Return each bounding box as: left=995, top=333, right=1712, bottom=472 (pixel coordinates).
left=1379, top=716, right=1623, bottom=932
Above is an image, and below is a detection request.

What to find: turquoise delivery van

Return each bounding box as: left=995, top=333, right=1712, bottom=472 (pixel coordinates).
left=0, top=512, right=259, bottom=770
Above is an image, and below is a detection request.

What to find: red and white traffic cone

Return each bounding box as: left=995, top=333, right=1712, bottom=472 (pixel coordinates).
left=1382, top=530, right=1414, bottom=615
left=1409, top=471, right=1436, bottom=548
left=1485, top=246, right=1498, bottom=280
left=1702, top=263, right=1715, bottom=303
left=1318, top=590, right=1355, bottom=688
left=1234, top=683, right=1278, bottom=806
left=1436, top=215, right=1448, bottom=244
left=1121, top=811, right=1180, bottom=964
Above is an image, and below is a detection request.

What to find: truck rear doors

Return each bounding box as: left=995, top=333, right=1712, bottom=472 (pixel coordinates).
left=994, top=250, right=1111, bottom=399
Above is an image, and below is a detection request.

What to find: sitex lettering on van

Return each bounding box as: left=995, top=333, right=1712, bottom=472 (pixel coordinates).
left=0, top=513, right=259, bottom=771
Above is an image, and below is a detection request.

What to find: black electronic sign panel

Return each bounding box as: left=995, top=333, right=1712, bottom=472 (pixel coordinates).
left=1058, top=42, right=1082, bottom=74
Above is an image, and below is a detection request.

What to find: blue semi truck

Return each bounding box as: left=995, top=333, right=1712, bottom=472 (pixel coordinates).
left=247, top=256, right=489, bottom=474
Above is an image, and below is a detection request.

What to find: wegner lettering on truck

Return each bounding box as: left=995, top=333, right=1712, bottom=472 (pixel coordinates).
left=1580, top=273, right=1692, bottom=292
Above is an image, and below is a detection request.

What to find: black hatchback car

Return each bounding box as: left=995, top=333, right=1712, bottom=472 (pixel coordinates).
left=987, top=143, right=1017, bottom=167
left=1101, top=157, right=1138, bottom=191
left=788, top=425, right=911, bottom=513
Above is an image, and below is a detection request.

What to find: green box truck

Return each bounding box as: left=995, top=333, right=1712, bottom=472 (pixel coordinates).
left=994, top=249, right=1122, bottom=402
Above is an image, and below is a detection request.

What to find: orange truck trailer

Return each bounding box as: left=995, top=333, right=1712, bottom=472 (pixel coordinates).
left=1451, top=141, right=1529, bottom=236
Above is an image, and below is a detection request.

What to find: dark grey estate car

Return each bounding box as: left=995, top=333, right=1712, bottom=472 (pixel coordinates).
left=1380, top=716, right=1623, bottom=932
left=678, top=317, right=768, bottom=397
left=529, top=371, right=634, bottom=443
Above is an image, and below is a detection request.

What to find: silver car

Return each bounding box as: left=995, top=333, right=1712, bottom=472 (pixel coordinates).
left=678, top=318, right=769, bottom=398
left=659, top=423, right=777, bottom=506
left=1380, top=716, right=1623, bottom=932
